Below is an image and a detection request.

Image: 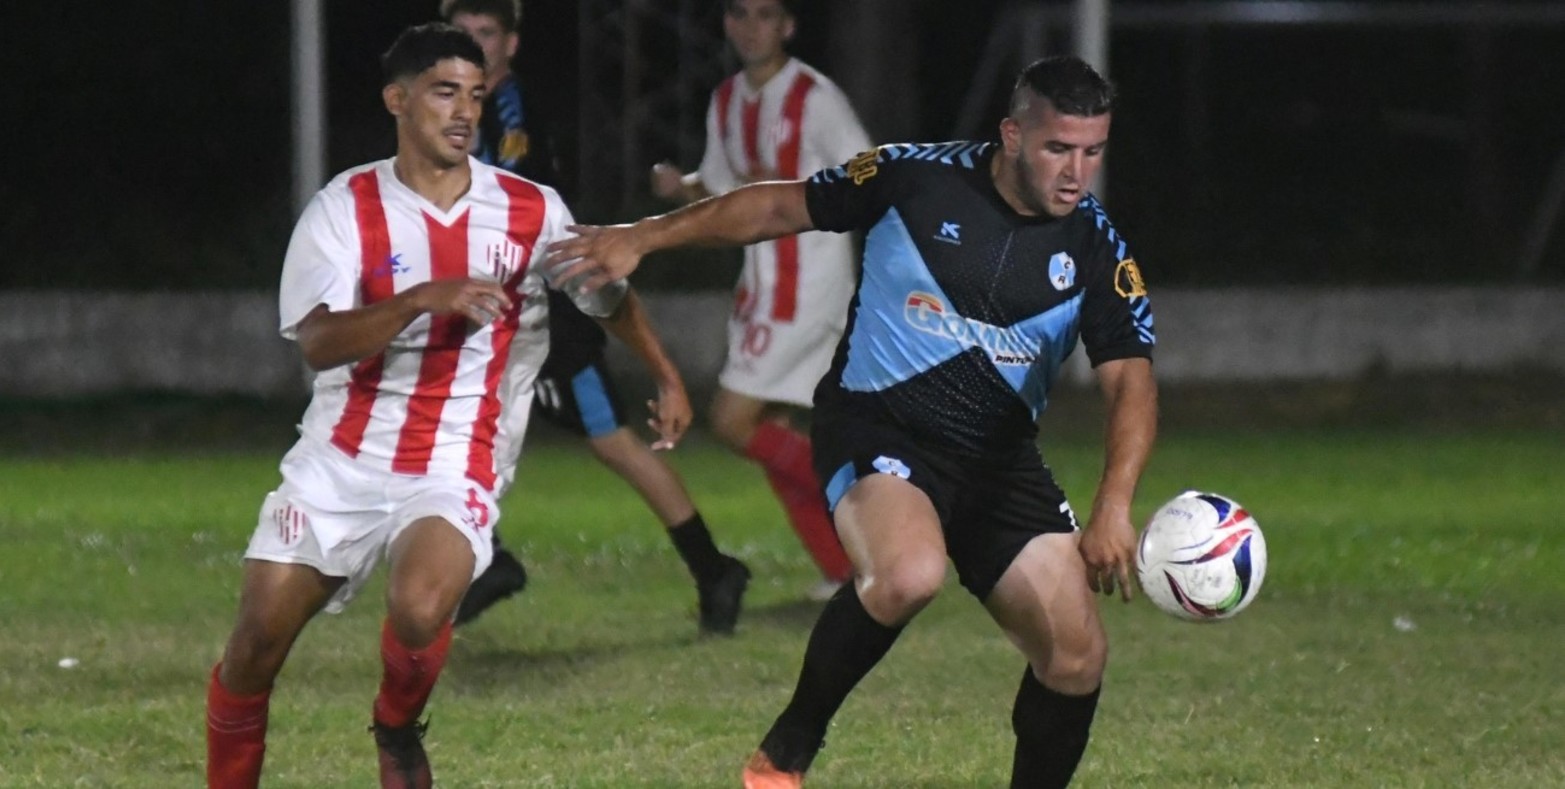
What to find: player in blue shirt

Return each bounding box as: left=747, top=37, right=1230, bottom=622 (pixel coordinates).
left=442, top=0, right=750, bottom=634
left=548, top=56, right=1156, bottom=788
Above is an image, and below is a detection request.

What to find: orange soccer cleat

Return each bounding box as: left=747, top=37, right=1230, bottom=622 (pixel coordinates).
left=742, top=750, right=804, bottom=789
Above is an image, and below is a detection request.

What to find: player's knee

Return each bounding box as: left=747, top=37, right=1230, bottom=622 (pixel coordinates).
left=1039, top=622, right=1108, bottom=692
left=221, top=622, right=291, bottom=688
left=586, top=431, right=633, bottom=468
left=386, top=583, right=462, bottom=646
left=861, top=553, right=945, bottom=623
left=707, top=408, right=752, bottom=451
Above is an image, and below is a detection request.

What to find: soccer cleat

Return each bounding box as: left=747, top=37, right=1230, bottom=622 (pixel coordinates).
left=455, top=547, right=529, bottom=626
left=370, top=718, right=431, bottom=789
left=742, top=750, right=805, bottom=789
left=697, top=555, right=751, bottom=635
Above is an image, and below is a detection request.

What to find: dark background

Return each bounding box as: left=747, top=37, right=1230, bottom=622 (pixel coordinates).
left=8, top=0, right=1565, bottom=291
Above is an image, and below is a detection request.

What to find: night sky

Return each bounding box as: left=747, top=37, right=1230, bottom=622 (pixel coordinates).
left=10, top=0, right=1565, bottom=289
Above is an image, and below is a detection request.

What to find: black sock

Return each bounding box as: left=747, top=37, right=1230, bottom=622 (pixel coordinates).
left=667, top=513, right=726, bottom=582
left=761, top=583, right=904, bottom=773
left=1010, top=668, right=1100, bottom=789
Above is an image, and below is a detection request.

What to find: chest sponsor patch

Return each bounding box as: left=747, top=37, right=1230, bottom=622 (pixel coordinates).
left=905, top=291, right=1038, bottom=367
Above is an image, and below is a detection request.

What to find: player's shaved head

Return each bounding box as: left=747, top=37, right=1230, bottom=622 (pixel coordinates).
left=1009, top=55, right=1115, bottom=120
left=440, top=0, right=522, bottom=31
left=381, top=22, right=488, bottom=85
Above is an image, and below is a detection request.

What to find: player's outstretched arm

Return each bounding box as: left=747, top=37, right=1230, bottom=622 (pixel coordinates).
left=594, top=288, right=692, bottom=450
left=545, top=181, right=814, bottom=293
left=293, top=279, right=511, bottom=370
left=1079, top=357, right=1158, bottom=602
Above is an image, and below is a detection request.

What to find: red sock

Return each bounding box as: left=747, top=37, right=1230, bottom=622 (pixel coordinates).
left=744, top=422, right=818, bottom=492
left=746, top=424, right=854, bottom=582
left=373, top=619, right=452, bottom=728
left=206, top=663, right=269, bottom=789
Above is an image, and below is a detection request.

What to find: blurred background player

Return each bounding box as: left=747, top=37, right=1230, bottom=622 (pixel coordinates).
left=442, top=0, right=751, bottom=634
left=204, top=24, right=673, bottom=787
left=650, top=0, right=872, bottom=599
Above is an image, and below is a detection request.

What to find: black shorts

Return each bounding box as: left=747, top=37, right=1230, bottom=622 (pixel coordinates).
left=534, top=349, right=627, bottom=438
left=811, top=412, right=1078, bottom=600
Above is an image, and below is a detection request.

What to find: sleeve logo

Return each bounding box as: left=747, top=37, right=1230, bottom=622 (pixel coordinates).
left=499, top=129, right=530, bottom=164
left=1114, top=258, right=1148, bottom=298
left=847, top=149, right=879, bottom=185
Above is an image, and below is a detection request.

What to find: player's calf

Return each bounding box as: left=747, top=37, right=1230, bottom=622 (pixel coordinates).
left=1009, top=668, right=1100, bottom=789
left=207, top=663, right=270, bottom=789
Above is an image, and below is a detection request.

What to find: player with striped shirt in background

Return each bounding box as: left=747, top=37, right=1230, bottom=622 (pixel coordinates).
left=442, top=0, right=752, bottom=634
left=203, top=24, right=686, bottom=788
left=651, top=0, right=873, bottom=599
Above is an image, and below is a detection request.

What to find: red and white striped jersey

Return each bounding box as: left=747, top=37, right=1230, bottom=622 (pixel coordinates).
left=696, top=58, right=870, bottom=330
left=278, top=157, right=619, bottom=491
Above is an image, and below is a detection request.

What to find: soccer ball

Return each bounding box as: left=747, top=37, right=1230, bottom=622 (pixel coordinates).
left=1136, top=491, right=1267, bottom=621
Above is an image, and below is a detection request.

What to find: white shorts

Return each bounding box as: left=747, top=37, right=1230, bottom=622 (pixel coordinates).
left=719, top=296, right=848, bottom=408
left=244, top=439, right=498, bottom=614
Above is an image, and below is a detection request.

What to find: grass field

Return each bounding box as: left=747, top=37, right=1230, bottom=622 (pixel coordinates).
left=2, top=388, right=1562, bottom=787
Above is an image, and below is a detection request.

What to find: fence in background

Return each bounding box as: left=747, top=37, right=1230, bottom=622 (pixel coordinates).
left=1, top=289, right=1559, bottom=399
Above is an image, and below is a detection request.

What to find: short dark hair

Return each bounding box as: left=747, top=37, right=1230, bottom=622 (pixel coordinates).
left=440, top=0, right=522, bottom=31
left=380, top=23, right=487, bottom=86
left=1010, top=56, right=1116, bottom=117
left=722, top=0, right=799, bottom=17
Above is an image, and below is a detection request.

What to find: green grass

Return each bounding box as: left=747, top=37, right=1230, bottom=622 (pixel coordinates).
left=1, top=419, right=1563, bottom=787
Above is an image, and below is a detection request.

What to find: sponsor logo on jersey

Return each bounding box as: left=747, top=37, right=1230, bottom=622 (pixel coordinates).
left=934, top=221, right=961, bottom=245
left=1114, top=258, right=1148, bottom=298
left=1048, top=252, right=1076, bottom=291
left=903, top=291, right=1038, bottom=366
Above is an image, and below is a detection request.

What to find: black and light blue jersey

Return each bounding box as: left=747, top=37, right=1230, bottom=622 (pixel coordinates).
left=477, top=75, right=532, bottom=176
left=804, top=142, right=1155, bottom=458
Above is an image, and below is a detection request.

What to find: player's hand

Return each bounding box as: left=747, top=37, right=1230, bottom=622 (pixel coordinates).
left=406, top=279, right=512, bottom=326
left=650, top=162, right=687, bottom=201
left=545, top=224, right=646, bottom=295
left=1079, top=508, right=1137, bottom=603
left=646, top=380, right=692, bottom=451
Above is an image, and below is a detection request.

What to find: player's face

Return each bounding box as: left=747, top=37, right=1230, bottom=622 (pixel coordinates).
left=1002, top=98, right=1111, bottom=218
left=723, top=0, right=795, bottom=68
left=449, top=11, right=518, bottom=81
left=384, top=58, right=487, bottom=169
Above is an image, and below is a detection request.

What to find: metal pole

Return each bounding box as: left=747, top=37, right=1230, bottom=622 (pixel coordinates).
left=1073, top=0, right=1110, bottom=75
left=291, top=0, right=326, bottom=216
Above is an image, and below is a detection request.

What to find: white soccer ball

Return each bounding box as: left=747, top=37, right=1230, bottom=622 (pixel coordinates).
left=1136, top=491, right=1267, bottom=621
